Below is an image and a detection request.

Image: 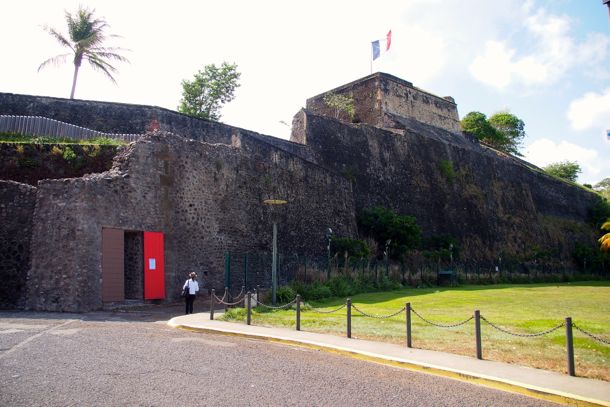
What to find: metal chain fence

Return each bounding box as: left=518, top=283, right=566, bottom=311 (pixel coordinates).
left=573, top=324, right=610, bottom=345
left=411, top=307, right=474, bottom=328
left=351, top=304, right=405, bottom=319
left=255, top=297, right=298, bottom=310
left=212, top=292, right=245, bottom=306
left=221, top=292, right=609, bottom=378
left=305, top=303, right=347, bottom=314
left=480, top=316, right=565, bottom=338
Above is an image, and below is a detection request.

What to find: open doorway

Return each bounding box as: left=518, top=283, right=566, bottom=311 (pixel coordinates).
left=124, top=231, right=144, bottom=300
left=102, top=228, right=165, bottom=303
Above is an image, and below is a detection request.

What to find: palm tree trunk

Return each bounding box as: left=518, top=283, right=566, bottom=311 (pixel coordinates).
left=70, top=64, right=80, bottom=99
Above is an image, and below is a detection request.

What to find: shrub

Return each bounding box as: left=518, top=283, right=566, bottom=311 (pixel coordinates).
left=275, top=286, right=296, bottom=303
left=331, top=237, right=370, bottom=258
left=438, top=159, right=456, bottom=183
left=358, top=207, right=421, bottom=259
left=328, top=276, right=354, bottom=297
left=62, top=146, right=76, bottom=161
left=51, top=146, right=63, bottom=156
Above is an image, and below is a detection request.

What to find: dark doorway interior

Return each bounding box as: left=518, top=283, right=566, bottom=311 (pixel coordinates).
left=124, top=231, right=144, bottom=300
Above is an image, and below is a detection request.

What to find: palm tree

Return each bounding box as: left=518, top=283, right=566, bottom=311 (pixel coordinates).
left=38, top=6, right=129, bottom=99
left=600, top=219, right=610, bottom=252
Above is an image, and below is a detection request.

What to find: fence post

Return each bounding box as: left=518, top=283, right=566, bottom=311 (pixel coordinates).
left=475, top=310, right=482, bottom=359
left=296, top=294, right=301, bottom=331
left=347, top=298, right=352, bottom=338
left=224, top=253, right=231, bottom=290
left=246, top=292, right=252, bottom=326
left=210, top=289, right=215, bottom=320
left=241, top=286, right=246, bottom=307
left=244, top=254, right=248, bottom=291
left=406, top=302, right=412, bottom=348
left=224, top=287, right=229, bottom=312
left=565, top=317, right=575, bottom=376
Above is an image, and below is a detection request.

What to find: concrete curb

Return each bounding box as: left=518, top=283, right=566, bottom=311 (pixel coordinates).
left=168, top=317, right=609, bottom=407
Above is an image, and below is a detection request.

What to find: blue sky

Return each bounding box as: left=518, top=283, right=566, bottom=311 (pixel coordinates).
left=1, top=0, right=608, bottom=184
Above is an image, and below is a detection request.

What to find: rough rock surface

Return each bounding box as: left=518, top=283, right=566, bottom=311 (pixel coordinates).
left=291, top=110, right=599, bottom=263
left=0, top=181, right=36, bottom=308
left=26, top=132, right=355, bottom=311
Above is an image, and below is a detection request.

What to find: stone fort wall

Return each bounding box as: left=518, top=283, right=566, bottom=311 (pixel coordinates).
left=26, top=132, right=355, bottom=311
left=0, top=181, right=36, bottom=309
left=0, top=76, right=602, bottom=311
left=305, top=73, right=461, bottom=133
left=292, top=110, right=599, bottom=264
left=0, top=92, right=317, bottom=164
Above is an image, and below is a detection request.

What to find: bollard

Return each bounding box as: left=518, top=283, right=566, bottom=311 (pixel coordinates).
left=406, top=302, right=412, bottom=348
left=296, top=294, right=301, bottom=331
left=566, top=317, right=575, bottom=376
left=347, top=298, right=352, bottom=338
left=224, top=287, right=229, bottom=312
left=246, top=291, right=252, bottom=326
left=475, top=310, right=482, bottom=359
left=210, top=289, right=215, bottom=321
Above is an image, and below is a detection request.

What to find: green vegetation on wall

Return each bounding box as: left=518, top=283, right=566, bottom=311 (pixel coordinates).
left=0, top=131, right=125, bottom=146
left=438, top=159, right=456, bottom=183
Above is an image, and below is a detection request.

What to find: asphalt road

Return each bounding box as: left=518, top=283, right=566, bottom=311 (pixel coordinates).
left=0, top=308, right=558, bottom=407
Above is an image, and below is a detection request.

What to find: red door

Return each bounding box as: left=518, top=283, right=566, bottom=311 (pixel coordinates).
left=144, top=231, right=165, bottom=299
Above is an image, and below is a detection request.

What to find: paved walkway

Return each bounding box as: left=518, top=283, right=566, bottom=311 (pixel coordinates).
left=169, top=312, right=610, bottom=406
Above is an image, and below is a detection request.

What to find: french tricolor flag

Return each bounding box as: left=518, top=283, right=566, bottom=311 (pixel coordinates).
left=372, top=30, right=392, bottom=61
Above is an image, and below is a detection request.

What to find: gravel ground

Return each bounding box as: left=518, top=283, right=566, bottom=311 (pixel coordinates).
left=0, top=309, right=559, bottom=407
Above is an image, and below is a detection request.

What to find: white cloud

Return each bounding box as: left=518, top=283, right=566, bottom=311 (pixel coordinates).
left=469, top=41, right=514, bottom=89
left=523, top=139, right=603, bottom=183
left=469, top=6, right=609, bottom=89
left=567, top=88, right=610, bottom=132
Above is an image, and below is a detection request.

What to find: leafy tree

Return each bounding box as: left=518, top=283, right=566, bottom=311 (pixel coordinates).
left=38, top=6, right=129, bottom=99
left=323, top=92, right=355, bottom=120
left=594, top=177, right=610, bottom=200
left=460, top=111, right=525, bottom=156
left=358, top=207, right=421, bottom=259
left=331, top=237, right=370, bottom=258
left=589, top=196, right=610, bottom=227
left=178, top=62, right=241, bottom=121
left=544, top=161, right=581, bottom=182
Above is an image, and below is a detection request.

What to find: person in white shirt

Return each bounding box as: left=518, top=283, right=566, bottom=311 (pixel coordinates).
left=183, top=272, right=200, bottom=314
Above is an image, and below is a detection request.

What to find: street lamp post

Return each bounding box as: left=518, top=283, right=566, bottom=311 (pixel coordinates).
left=325, top=228, right=333, bottom=280
left=264, top=199, right=287, bottom=305
left=384, top=239, right=391, bottom=277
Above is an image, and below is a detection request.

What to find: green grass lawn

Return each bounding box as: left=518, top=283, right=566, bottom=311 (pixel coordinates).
left=222, top=281, right=610, bottom=381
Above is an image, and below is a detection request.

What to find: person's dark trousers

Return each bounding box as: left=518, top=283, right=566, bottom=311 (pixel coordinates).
left=185, top=294, right=196, bottom=314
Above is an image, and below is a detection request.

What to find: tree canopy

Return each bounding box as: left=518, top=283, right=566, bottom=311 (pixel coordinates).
left=358, top=207, right=421, bottom=259
left=594, top=177, right=610, bottom=200
left=178, top=62, right=241, bottom=121
left=323, top=92, right=355, bottom=120
left=460, top=111, right=525, bottom=156
left=600, top=218, right=610, bottom=252
left=38, top=6, right=129, bottom=99
left=544, top=161, right=582, bottom=182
